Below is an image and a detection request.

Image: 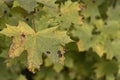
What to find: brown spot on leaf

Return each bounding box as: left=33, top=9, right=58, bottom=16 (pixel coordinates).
left=46, top=51, right=51, bottom=54
left=21, top=33, right=26, bottom=38
left=57, top=50, right=62, bottom=58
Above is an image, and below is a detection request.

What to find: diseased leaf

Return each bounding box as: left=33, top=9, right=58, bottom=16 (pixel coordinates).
left=0, top=21, right=34, bottom=58
left=0, top=0, right=120, bottom=79
left=0, top=21, right=72, bottom=73
left=27, top=47, right=43, bottom=73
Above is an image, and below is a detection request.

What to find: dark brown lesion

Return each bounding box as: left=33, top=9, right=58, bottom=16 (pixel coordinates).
left=46, top=51, right=51, bottom=54
left=11, top=36, right=14, bottom=38
left=57, top=49, right=65, bottom=64
left=57, top=50, right=62, bottom=58
left=21, top=32, right=26, bottom=38
left=20, top=32, right=26, bottom=45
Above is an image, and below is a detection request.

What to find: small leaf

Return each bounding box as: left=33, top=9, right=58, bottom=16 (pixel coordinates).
left=64, top=56, right=74, bottom=68
left=17, top=75, right=27, bottom=80
left=15, top=0, right=37, bottom=12
left=106, top=74, right=115, bottom=80
left=94, top=60, right=118, bottom=78
left=53, top=63, right=64, bottom=73
left=93, top=43, right=105, bottom=57
left=44, top=58, right=53, bottom=67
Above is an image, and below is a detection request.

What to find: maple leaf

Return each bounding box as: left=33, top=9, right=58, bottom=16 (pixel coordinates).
left=71, top=24, right=93, bottom=51
left=36, top=0, right=57, bottom=9
left=99, top=21, right=120, bottom=59
left=0, top=0, right=9, bottom=17
left=107, top=1, right=120, bottom=21
left=81, top=0, right=105, bottom=20
left=94, top=60, right=118, bottom=78
left=91, top=35, right=106, bottom=57
left=56, top=0, right=80, bottom=29
left=0, top=21, right=72, bottom=73
left=105, top=39, right=120, bottom=60
left=0, top=21, right=34, bottom=57
left=14, top=0, right=37, bottom=12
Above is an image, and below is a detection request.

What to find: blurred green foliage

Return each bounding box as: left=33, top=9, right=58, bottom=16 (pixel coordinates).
left=0, top=0, right=120, bottom=80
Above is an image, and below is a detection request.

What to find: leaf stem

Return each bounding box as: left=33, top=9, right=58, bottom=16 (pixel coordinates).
left=32, top=12, right=36, bottom=32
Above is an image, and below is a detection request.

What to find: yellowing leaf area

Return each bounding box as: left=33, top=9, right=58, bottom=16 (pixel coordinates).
left=0, top=21, right=71, bottom=73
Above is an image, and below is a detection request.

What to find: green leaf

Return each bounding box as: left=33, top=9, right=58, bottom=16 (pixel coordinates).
left=106, top=74, right=115, bottom=80
left=106, top=39, right=120, bottom=59
left=68, top=70, right=76, bottom=79
left=92, top=21, right=120, bottom=58
left=0, top=50, right=8, bottom=58
left=81, top=0, right=104, bottom=21
left=93, top=18, right=104, bottom=31
left=71, top=24, right=93, bottom=51
left=56, top=0, right=80, bottom=29
left=36, top=0, right=57, bottom=9
left=53, top=63, right=64, bottom=73
left=35, top=14, right=57, bottom=31
left=91, top=35, right=105, bottom=57
left=101, top=21, right=120, bottom=39
left=107, top=1, right=120, bottom=21
left=99, top=21, right=120, bottom=59
left=64, top=56, right=74, bottom=68
left=15, top=0, right=37, bottom=12
left=0, top=0, right=9, bottom=17
left=94, top=60, right=118, bottom=78
left=44, top=57, right=53, bottom=67
left=17, top=75, right=27, bottom=80
left=0, top=57, right=20, bottom=80
left=0, top=7, right=26, bottom=29
left=13, top=1, right=20, bottom=8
